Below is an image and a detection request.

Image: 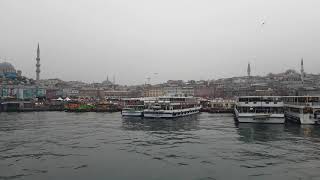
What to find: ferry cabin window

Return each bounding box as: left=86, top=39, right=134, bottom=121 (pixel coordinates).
left=239, top=107, right=283, bottom=113
left=298, top=97, right=307, bottom=103
left=239, top=98, right=248, bottom=102
left=249, top=97, right=261, bottom=102
left=310, top=97, right=320, bottom=102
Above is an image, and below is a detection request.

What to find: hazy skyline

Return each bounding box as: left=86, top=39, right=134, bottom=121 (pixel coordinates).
left=1, top=0, right=320, bottom=85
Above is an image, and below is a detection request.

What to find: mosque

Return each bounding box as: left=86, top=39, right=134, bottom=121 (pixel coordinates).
left=0, top=43, right=39, bottom=80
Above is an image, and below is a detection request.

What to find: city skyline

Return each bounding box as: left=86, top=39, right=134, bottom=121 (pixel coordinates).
left=1, top=0, right=320, bottom=85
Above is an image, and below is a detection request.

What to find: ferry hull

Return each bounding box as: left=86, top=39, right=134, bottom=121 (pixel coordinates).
left=234, top=109, right=285, bottom=124
left=236, top=116, right=285, bottom=124
left=144, top=107, right=201, bottom=118
left=121, top=111, right=144, bottom=117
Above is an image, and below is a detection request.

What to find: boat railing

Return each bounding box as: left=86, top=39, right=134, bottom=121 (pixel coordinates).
left=284, top=102, right=320, bottom=107
left=237, top=101, right=283, bottom=106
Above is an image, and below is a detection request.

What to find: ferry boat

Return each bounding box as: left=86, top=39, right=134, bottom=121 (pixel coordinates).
left=143, top=96, right=201, bottom=118
left=121, top=98, right=145, bottom=117
left=283, top=96, right=320, bottom=125
left=234, top=96, right=285, bottom=123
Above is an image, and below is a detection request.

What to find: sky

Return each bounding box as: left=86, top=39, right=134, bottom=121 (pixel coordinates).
left=0, top=0, right=320, bottom=85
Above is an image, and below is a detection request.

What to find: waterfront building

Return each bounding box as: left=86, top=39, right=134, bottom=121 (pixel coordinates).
left=0, top=85, right=45, bottom=100
left=104, top=90, right=131, bottom=98
left=181, top=87, right=195, bottom=96
left=144, top=86, right=165, bottom=97
left=194, top=86, right=214, bottom=98
left=62, top=88, right=80, bottom=98
left=78, top=88, right=100, bottom=98
left=45, top=89, right=63, bottom=100
left=163, top=86, right=184, bottom=96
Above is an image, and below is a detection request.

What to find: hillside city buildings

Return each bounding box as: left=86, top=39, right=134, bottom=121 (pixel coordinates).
left=1, top=45, right=320, bottom=101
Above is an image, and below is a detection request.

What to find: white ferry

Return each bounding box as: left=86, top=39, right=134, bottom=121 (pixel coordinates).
left=234, top=96, right=285, bottom=124
left=121, top=98, right=145, bottom=117
left=143, top=96, right=201, bottom=118
left=283, top=96, right=320, bottom=125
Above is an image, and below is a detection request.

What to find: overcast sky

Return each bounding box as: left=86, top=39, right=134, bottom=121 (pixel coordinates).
left=0, top=0, right=320, bottom=85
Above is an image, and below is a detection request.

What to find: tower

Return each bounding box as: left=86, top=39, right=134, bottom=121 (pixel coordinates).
left=247, top=62, right=251, bottom=77
left=36, top=43, right=40, bottom=82
left=301, top=58, right=304, bottom=85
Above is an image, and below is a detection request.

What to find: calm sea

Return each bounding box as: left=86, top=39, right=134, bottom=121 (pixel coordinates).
left=0, top=112, right=320, bottom=180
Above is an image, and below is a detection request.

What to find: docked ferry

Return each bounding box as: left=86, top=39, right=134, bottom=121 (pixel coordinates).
left=283, top=96, right=320, bottom=125
left=143, top=96, right=201, bottom=118
left=234, top=96, right=285, bottom=123
left=121, top=98, right=145, bottom=117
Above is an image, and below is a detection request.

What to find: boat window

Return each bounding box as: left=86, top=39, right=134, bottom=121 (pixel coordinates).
left=249, top=97, right=261, bottom=102
left=239, top=98, right=248, bottom=102
left=290, top=107, right=300, bottom=113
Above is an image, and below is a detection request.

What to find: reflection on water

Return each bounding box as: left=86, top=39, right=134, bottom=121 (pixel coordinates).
left=0, top=112, right=320, bottom=180
left=122, top=115, right=200, bottom=132
left=236, top=123, right=286, bottom=143
left=237, top=123, right=320, bottom=143
left=285, top=124, right=320, bottom=139
left=120, top=115, right=202, bottom=165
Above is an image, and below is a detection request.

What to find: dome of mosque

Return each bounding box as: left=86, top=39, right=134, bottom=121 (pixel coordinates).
left=0, top=62, right=16, bottom=73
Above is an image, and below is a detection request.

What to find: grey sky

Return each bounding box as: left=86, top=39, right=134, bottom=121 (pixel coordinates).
left=1, top=0, right=320, bottom=85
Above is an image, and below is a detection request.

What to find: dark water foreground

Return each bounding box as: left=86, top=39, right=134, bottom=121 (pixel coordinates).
left=0, top=112, right=320, bottom=180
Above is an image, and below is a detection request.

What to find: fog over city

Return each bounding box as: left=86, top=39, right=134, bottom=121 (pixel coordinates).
left=1, top=0, right=320, bottom=85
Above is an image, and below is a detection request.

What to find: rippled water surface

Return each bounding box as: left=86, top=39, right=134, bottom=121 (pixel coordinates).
left=1, top=112, right=320, bottom=180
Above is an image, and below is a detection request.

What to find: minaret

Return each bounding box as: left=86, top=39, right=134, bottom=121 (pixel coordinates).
left=246, top=62, right=251, bottom=96
left=36, top=43, right=40, bottom=82
left=301, top=58, right=304, bottom=85
left=247, top=62, right=251, bottom=77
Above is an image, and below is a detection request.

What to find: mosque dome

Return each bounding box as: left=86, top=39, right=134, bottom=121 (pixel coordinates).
left=0, top=62, right=16, bottom=73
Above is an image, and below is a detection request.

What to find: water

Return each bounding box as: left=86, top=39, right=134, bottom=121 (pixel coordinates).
left=0, top=112, right=320, bottom=180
